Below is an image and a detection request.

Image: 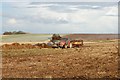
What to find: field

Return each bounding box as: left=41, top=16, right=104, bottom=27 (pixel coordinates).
left=1, top=34, right=52, bottom=43
left=1, top=34, right=119, bottom=78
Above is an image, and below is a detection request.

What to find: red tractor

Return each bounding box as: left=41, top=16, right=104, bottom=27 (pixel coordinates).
left=47, top=34, right=83, bottom=48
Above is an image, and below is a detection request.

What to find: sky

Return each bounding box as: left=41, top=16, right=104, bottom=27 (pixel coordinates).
left=0, top=0, right=119, bottom=34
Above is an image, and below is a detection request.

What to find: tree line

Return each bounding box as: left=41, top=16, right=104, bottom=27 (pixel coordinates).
left=3, top=31, right=28, bottom=35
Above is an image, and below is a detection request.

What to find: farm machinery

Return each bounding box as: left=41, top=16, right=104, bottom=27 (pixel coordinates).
left=47, top=34, right=83, bottom=48
left=1, top=34, right=83, bottom=49
left=59, top=38, right=83, bottom=48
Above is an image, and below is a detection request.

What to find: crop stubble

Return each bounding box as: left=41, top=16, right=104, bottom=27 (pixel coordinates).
left=1, top=41, right=119, bottom=78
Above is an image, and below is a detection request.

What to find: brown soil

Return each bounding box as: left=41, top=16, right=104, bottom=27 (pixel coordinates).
left=2, top=41, right=119, bottom=78
left=63, top=34, right=118, bottom=41
left=1, top=42, right=51, bottom=50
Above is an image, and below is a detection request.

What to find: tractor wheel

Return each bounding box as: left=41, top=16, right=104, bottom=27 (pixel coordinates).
left=69, top=43, right=72, bottom=48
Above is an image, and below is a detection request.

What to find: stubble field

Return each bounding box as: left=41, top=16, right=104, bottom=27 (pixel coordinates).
left=1, top=40, right=119, bottom=78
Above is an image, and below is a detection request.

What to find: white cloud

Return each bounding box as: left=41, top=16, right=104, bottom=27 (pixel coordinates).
left=2, top=0, right=119, bottom=2
left=2, top=2, right=118, bottom=33
left=92, top=6, right=99, bottom=8
left=8, top=18, right=17, bottom=25
left=2, top=0, right=31, bottom=2
left=33, top=7, right=69, bottom=23
left=105, top=6, right=118, bottom=16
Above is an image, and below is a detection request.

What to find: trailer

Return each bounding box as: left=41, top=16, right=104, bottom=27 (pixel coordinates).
left=47, top=34, right=83, bottom=48
left=69, top=40, right=83, bottom=48
left=59, top=39, right=83, bottom=48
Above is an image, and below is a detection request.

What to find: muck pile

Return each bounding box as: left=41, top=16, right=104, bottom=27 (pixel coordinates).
left=1, top=43, right=51, bottom=50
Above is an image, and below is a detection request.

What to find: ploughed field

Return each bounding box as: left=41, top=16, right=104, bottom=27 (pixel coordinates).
left=2, top=40, right=119, bottom=78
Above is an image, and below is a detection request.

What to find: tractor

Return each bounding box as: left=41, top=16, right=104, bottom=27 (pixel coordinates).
left=47, top=34, right=83, bottom=48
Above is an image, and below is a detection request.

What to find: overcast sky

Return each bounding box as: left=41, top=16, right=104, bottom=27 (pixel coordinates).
left=0, top=0, right=119, bottom=34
